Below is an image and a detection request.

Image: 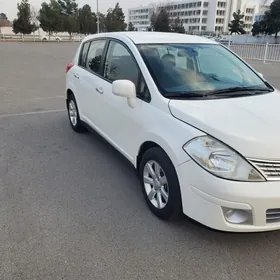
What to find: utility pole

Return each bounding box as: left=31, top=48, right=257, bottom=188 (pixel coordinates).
left=77, top=0, right=81, bottom=41
left=96, top=0, right=100, bottom=33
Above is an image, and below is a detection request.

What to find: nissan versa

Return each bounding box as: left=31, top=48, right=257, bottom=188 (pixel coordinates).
left=65, top=32, right=279, bottom=232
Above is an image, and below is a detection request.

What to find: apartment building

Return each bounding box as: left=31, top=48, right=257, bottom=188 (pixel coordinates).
left=231, top=1, right=269, bottom=33
left=254, top=2, right=271, bottom=23
left=128, top=0, right=268, bottom=34
left=128, top=7, right=153, bottom=31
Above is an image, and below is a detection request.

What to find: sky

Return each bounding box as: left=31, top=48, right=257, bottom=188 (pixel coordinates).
left=0, top=0, right=154, bottom=20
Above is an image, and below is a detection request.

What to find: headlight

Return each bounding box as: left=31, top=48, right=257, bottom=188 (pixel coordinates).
left=183, top=135, right=265, bottom=182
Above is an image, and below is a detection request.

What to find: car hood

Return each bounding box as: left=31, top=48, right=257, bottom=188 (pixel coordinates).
left=168, top=91, right=280, bottom=159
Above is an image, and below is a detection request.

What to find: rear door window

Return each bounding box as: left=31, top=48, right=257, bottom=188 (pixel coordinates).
left=79, top=42, right=90, bottom=68
left=86, top=40, right=106, bottom=75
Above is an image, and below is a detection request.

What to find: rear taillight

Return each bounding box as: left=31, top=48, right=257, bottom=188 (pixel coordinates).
left=66, top=63, right=74, bottom=73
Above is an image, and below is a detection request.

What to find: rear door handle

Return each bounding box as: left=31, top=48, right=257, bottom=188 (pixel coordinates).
left=96, top=87, right=103, bottom=94
left=74, top=73, right=79, bottom=79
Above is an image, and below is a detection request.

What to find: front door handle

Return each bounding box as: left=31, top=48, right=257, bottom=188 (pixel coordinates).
left=96, top=87, right=103, bottom=94
left=74, top=73, right=79, bottom=79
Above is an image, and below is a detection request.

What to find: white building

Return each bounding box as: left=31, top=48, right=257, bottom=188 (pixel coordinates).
left=128, top=0, right=269, bottom=34
left=254, top=0, right=271, bottom=22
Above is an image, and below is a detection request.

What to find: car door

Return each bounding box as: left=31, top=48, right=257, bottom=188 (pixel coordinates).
left=76, top=39, right=107, bottom=128
left=96, top=39, right=152, bottom=161
left=71, top=40, right=90, bottom=118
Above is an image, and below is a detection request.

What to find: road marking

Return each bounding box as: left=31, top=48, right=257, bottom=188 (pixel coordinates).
left=0, top=109, right=66, bottom=118
left=0, top=86, right=41, bottom=91
left=2, top=96, right=65, bottom=102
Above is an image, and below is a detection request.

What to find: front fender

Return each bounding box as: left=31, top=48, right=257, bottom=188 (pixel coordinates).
left=137, top=124, right=204, bottom=168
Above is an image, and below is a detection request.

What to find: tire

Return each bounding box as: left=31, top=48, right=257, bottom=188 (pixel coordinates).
left=139, top=147, right=182, bottom=220
left=66, top=93, right=86, bottom=133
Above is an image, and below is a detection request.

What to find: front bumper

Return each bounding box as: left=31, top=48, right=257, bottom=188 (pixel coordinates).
left=176, top=160, right=280, bottom=232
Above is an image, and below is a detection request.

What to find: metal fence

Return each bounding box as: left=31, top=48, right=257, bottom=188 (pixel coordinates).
left=1, top=33, right=280, bottom=63
left=0, top=33, right=83, bottom=42
left=226, top=43, right=280, bottom=63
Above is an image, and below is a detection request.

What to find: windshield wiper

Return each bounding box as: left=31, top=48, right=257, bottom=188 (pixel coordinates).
left=166, top=86, right=273, bottom=99
left=204, top=86, right=273, bottom=96
left=166, top=92, right=206, bottom=99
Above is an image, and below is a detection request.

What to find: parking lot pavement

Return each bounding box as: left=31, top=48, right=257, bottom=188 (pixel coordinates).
left=245, top=59, right=280, bottom=89
left=1, top=42, right=280, bottom=280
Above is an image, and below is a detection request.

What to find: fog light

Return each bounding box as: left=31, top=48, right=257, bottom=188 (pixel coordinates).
left=222, top=207, right=253, bottom=225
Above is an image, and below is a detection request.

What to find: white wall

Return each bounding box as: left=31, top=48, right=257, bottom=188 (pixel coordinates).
left=207, top=0, right=218, bottom=32
left=0, top=26, right=71, bottom=37
left=227, top=34, right=280, bottom=44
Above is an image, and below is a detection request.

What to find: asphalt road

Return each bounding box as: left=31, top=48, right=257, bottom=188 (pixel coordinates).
left=1, top=42, right=280, bottom=280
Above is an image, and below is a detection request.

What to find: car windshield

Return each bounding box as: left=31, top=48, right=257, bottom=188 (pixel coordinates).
left=137, top=43, right=272, bottom=99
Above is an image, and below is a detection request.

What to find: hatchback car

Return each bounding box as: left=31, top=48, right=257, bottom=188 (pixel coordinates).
left=66, top=31, right=279, bottom=232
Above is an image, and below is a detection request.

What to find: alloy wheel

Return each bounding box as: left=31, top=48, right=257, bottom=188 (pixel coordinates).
left=143, top=160, right=169, bottom=209
left=68, top=100, right=78, bottom=127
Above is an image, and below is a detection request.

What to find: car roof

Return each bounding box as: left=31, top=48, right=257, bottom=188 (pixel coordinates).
left=83, top=31, right=219, bottom=45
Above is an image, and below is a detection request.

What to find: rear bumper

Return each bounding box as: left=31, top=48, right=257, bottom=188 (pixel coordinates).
left=176, top=160, right=280, bottom=232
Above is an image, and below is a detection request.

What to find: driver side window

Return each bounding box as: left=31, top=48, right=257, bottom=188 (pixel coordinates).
left=104, top=40, right=151, bottom=101
left=104, top=41, right=139, bottom=86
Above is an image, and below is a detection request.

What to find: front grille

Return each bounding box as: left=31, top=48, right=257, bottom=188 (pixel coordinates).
left=248, top=159, right=280, bottom=181
left=266, top=209, right=280, bottom=223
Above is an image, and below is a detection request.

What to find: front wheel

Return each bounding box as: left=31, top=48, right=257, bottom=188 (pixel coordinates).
left=139, top=147, right=183, bottom=220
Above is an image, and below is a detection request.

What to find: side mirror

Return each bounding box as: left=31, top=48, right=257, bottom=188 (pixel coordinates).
left=112, top=79, right=137, bottom=108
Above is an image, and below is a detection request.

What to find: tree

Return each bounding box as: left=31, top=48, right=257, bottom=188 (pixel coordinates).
left=13, top=0, right=36, bottom=35
left=251, top=20, right=266, bottom=36
left=127, top=22, right=135, bottom=31
left=0, top=13, right=10, bottom=33
left=0, top=13, right=7, bottom=20
left=30, top=6, right=39, bottom=34
left=263, top=0, right=280, bottom=39
left=78, top=5, right=96, bottom=35
left=105, top=3, right=127, bottom=32
left=150, top=6, right=171, bottom=32
left=58, top=0, right=77, bottom=15
left=228, top=9, right=246, bottom=34
left=171, top=16, right=185, bottom=33
left=251, top=0, right=280, bottom=39
left=58, top=0, right=78, bottom=37
left=38, top=0, right=63, bottom=37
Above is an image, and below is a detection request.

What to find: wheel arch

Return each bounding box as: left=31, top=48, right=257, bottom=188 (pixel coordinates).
left=67, top=88, right=74, bottom=98
left=66, top=89, right=74, bottom=108
left=136, top=138, right=179, bottom=173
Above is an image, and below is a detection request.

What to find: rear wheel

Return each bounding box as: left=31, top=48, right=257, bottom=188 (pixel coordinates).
left=139, top=147, right=182, bottom=220
left=67, top=93, right=86, bottom=133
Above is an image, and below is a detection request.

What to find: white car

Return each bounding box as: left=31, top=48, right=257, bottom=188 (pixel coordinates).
left=41, top=35, right=61, bottom=42
left=218, top=37, right=233, bottom=43
left=66, top=31, right=279, bottom=232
